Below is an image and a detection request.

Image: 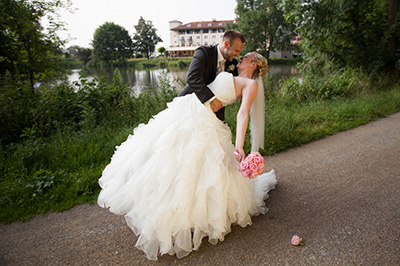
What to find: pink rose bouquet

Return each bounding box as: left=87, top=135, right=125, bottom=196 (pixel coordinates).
left=237, top=152, right=265, bottom=179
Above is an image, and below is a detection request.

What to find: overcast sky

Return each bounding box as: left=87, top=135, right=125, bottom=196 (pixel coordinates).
left=58, top=0, right=237, bottom=49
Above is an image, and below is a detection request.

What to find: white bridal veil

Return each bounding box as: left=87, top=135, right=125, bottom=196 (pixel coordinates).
left=249, top=76, right=265, bottom=152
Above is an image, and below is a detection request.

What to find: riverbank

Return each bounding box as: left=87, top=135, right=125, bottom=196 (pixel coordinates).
left=65, top=56, right=301, bottom=69
left=124, top=57, right=301, bottom=68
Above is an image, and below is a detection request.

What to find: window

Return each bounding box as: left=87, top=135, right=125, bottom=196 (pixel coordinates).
left=179, top=30, right=185, bottom=35
left=208, top=23, right=212, bottom=26
left=218, top=23, right=223, bottom=26
left=212, top=35, right=216, bottom=38
left=187, top=30, right=193, bottom=34
left=195, top=29, right=201, bottom=34
left=197, top=36, right=200, bottom=39
left=211, top=29, right=217, bottom=33
left=187, top=24, right=191, bottom=27
left=218, top=29, right=224, bottom=33
left=202, top=29, right=209, bottom=33
left=204, top=36, right=208, bottom=39
left=197, top=24, right=202, bottom=27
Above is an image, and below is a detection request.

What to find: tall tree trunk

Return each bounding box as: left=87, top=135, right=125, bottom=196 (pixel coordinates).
left=385, top=0, right=399, bottom=75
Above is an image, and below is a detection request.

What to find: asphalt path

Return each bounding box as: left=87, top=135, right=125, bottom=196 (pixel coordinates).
left=1, top=112, right=399, bottom=265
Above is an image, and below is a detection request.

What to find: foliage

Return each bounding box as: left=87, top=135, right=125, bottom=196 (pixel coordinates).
left=278, top=0, right=400, bottom=75
left=277, top=68, right=370, bottom=102
left=133, top=17, right=163, bottom=59
left=0, top=73, right=36, bottom=144
left=92, top=22, right=133, bottom=63
left=126, top=57, right=192, bottom=68
left=158, top=46, right=166, bottom=55
left=69, top=45, right=92, bottom=66
left=0, top=0, right=71, bottom=88
left=0, top=70, right=179, bottom=222
left=227, top=0, right=295, bottom=57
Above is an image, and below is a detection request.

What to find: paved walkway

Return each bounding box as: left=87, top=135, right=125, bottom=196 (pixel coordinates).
left=1, top=113, right=400, bottom=265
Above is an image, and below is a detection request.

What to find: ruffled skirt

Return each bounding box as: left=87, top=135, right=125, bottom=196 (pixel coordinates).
left=97, top=94, right=277, bottom=260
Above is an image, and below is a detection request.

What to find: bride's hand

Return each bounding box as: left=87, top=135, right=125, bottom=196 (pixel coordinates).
left=210, top=98, right=223, bottom=113
left=234, top=147, right=245, bottom=162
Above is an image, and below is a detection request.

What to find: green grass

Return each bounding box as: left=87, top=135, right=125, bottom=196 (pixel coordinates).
left=225, top=82, right=400, bottom=155
left=268, top=57, right=302, bottom=65
left=1, top=69, right=399, bottom=223
left=262, top=88, right=400, bottom=154
left=0, top=125, right=135, bottom=222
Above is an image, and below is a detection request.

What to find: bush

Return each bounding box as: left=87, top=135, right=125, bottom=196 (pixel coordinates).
left=0, top=75, right=37, bottom=144
left=177, top=60, right=188, bottom=68
left=276, top=68, right=371, bottom=102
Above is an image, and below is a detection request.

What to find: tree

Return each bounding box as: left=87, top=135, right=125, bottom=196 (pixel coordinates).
left=385, top=0, right=400, bottom=73
left=70, top=45, right=92, bottom=66
left=164, top=50, right=170, bottom=58
left=158, top=46, right=166, bottom=57
left=133, top=17, right=162, bottom=59
left=92, top=22, right=133, bottom=63
left=279, top=0, right=400, bottom=74
left=0, top=0, right=71, bottom=88
left=228, top=0, right=295, bottom=58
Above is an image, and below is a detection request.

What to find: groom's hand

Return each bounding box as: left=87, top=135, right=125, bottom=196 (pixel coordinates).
left=210, top=98, right=223, bottom=113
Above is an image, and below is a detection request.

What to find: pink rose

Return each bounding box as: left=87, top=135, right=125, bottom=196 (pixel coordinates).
left=243, top=169, right=251, bottom=177
left=239, top=161, right=249, bottom=171
left=258, top=165, right=265, bottom=175
left=253, top=156, right=262, bottom=164
left=291, top=235, right=304, bottom=246
left=250, top=152, right=261, bottom=157
left=250, top=173, right=258, bottom=179
left=250, top=163, right=258, bottom=172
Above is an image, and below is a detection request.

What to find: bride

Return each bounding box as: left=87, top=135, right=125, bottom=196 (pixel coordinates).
left=97, top=52, right=277, bottom=260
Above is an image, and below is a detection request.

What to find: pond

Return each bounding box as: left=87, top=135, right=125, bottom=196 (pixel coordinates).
left=66, top=64, right=297, bottom=94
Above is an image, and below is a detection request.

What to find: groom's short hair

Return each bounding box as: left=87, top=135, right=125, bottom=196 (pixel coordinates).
left=223, top=30, right=246, bottom=47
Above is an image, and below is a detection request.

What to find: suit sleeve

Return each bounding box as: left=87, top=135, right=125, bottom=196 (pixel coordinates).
left=186, top=47, right=215, bottom=104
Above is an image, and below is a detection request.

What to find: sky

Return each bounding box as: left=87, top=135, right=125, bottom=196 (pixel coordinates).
left=58, top=0, right=237, bottom=49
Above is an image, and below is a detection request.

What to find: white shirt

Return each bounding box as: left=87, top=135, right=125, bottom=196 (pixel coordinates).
left=216, top=44, right=225, bottom=73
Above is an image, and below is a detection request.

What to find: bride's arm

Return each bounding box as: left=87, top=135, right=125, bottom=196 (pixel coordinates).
left=234, top=79, right=258, bottom=161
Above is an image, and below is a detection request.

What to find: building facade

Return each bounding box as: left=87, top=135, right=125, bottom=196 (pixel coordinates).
left=168, top=19, right=235, bottom=57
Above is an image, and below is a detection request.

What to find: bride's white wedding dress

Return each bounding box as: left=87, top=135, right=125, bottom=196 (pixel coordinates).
left=97, top=72, right=277, bottom=260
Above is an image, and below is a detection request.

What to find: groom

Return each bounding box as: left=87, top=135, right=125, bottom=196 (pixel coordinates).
left=179, top=30, right=246, bottom=121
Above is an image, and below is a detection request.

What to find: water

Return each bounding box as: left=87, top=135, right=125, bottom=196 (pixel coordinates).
left=66, top=65, right=297, bottom=93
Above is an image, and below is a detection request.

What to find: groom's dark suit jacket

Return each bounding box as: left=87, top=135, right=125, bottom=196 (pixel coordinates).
left=178, top=45, right=239, bottom=121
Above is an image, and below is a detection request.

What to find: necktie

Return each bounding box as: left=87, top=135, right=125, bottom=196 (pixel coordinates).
left=217, top=60, right=225, bottom=74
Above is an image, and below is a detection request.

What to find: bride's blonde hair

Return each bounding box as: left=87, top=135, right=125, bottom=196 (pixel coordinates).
left=251, top=52, right=268, bottom=79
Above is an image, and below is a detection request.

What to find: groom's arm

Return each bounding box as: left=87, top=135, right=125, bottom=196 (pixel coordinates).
left=185, top=47, right=215, bottom=104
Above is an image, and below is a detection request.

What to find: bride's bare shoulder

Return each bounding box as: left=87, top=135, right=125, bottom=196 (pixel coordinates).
left=234, top=76, right=257, bottom=87
left=233, top=77, right=257, bottom=99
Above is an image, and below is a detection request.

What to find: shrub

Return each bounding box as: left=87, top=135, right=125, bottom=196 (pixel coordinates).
left=0, top=75, right=37, bottom=144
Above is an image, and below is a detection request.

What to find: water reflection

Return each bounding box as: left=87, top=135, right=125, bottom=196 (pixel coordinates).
left=67, top=64, right=297, bottom=93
